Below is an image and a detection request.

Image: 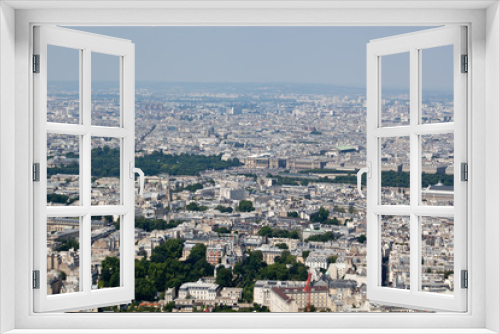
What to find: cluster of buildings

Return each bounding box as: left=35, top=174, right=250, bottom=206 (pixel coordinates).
left=45, top=85, right=455, bottom=312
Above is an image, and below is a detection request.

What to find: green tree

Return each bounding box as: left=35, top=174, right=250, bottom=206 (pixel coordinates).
left=187, top=243, right=207, bottom=262
left=55, top=238, right=79, bottom=252
left=237, top=200, right=255, bottom=212
left=306, top=231, right=339, bottom=243
left=349, top=205, right=357, bottom=214
left=287, top=211, right=299, bottom=218
left=150, top=239, right=183, bottom=263
left=275, top=243, right=289, bottom=250
left=215, top=267, right=234, bottom=287
left=215, top=205, right=233, bottom=213
left=100, top=257, right=120, bottom=288
left=310, top=207, right=330, bottom=223
left=186, top=202, right=208, bottom=212
left=357, top=235, right=367, bottom=244
left=257, top=226, right=273, bottom=237
left=163, top=301, right=175, bottom=312
left=135, top=278, right=157, bottom=301
left=214, top=227, right=231, bottom=234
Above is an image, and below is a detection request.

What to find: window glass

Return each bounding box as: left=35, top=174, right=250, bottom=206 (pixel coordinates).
left=381, top=52, right=410, bottom=127
left=421, top=134, right=454, bottom=206
left=47, top=45, right=80, bottom=124
left=421, top=45, right=454, bottom=124
left=421, top=216, right=454, bottom=294
left=47, top=217, right=81, bottom=295
left=91, top=215, right=121, bottom=290
left=92, top=52, right=121, bottom=127
left=91, top=137, right=121, bottom=206
left=47, top=134, right=80, bottom=206
left=381, top=215, right=411, bottom=290
left=381, top=137, right=410, bottom=205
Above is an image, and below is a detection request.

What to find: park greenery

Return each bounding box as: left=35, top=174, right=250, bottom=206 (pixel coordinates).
left=137, top=151, right=241, bottom=176
left=257, top=226, right=300, bottom=239
left=305, top=231, right=340, bottom=243
left=49, top=149, right=453, bottom=189
left=48, top=148, right=242, bottom=178
left=233, top=250, right=309, bottom=303
left=49, top=149, right=453, bottom=191
left=133, top=218, right=184, bottom=232
left=102, top=239, right=309, bottom=304
left=133, top=240, right=214, bottom=301
left=173, top=183, right=203, bottom=193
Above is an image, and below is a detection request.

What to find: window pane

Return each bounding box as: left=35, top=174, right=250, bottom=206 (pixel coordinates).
left=91, top=137, right=121, bottom=205
left=421, top=45, right=454, bottom=124
left=91, top=216, right=121, bottom=290
left=92, top=52, right=121, bottom=127
left=47, top=217, right=81, bottom=295
left=47, top=45, right=80, bottom=124
left=381, top=137, right=410, bottom=205
left=421, top=216, right=454, bottom=294
left=381, top=215, right=410, bottom=290
left=381, top=52, right=410, bottom=127
left=47, top=134, right=80, bottom=206
left=421, top=134, right=454, bottom=206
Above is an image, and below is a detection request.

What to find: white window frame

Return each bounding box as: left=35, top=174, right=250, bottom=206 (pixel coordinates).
left=0, top=1, right=499, bottom=333
left=33, top=25, right=136, bottom=312
left=365, top=26, right=467, bottom=312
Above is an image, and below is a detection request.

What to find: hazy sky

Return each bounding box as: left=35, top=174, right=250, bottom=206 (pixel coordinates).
left=48, top=26, right=454, bottom=92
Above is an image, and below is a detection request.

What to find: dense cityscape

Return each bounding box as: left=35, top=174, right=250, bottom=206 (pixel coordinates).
left=45, top=82, right=454, bottom=313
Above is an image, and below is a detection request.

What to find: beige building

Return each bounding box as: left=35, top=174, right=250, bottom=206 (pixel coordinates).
left=268, top=285, right=329, bottom=312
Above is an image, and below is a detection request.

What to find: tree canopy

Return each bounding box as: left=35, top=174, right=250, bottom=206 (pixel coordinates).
left=236, top=200, right=255, bottom=212
left=48, top=148, right=242, bottom=178
left=306, top=231, right=339, bottom=243
left=132, top=240, right=214, bottom=302
left=257, top=226, right=300, bottom=239
left=215, top=205, right=233, bottom=213
left=99, top=256, right=120, bottom=288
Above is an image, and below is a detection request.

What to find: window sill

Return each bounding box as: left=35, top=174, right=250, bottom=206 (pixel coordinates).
left=4, top=329, right=498, bottom=334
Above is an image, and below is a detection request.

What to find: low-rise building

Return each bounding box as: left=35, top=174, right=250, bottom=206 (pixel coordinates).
left=178, top=279, right=220, bottom=300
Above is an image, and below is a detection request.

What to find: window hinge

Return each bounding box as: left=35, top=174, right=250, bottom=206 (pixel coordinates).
left=33, top=270, right=40, bottom=289
left=461, top=54, right=468, bottom=73
left=461, top=162, right=468, bottom=181
left=33, top=54, right=40, bottom=73
left=33, top=163, right=40, bottom=182
left=461, top=270, right=468, bottom=289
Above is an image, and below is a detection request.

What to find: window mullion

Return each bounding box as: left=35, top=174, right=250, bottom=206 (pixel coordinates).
left=82, top=48, right=92, bottom=294
left=409, top=47, right=420, bottom=293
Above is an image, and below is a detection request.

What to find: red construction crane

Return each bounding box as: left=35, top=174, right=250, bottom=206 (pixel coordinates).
left=303, top=270, right=312, bottom=312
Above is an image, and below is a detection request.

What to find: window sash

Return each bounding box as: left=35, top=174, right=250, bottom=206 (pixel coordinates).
left=33, top=25, right=136, bottom=313
left=366, top=26, right=467, bottom=312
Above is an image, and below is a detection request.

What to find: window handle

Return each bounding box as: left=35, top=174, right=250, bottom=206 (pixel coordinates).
left=130, top=162, right=145, bottom=197
left=357, top=162, right=371, bottom=198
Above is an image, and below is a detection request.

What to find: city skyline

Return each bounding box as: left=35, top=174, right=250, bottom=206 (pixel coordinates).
left=47, top=26, right=454, bottom=92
